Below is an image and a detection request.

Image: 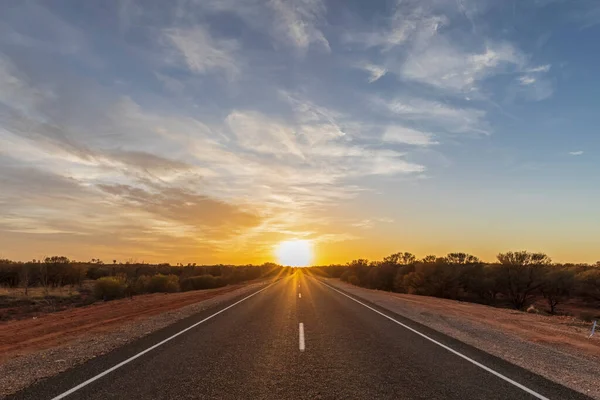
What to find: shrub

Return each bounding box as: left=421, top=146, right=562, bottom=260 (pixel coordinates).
left=94, top=277, right=126, bottom=301
left=180, top=275, right=227, bottom=291
left=147, top=274, right=179, bottom=293
left=348, top=275, right=360, bottom=286
left=133, top=275, right=152, bottom=294
left=340, top=270, right=351, bottom=282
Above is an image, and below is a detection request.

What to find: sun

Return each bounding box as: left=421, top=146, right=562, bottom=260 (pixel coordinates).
left=275, top=240, right=314, bottom=267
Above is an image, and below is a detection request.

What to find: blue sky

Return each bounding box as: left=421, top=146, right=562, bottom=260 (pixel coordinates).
left=0, top=0, right=598, bottom=263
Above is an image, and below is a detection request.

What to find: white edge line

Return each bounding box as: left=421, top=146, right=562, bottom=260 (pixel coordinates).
left=51, top=281, right=277, bottom=400
left=299, top=323, right=305, bottom=351
left=317, top=280, right=550, bottom=400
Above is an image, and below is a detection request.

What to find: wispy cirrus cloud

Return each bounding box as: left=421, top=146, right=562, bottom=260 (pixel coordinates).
left=382, top=126, right=439, bottom=146
left=345, top=0, right=554, bottom=102
left=163, top=26, right=239, bottom=77
left=401, top=41, right=525, bottom=93
left=0, top=54, right=53, bottom=112
left=343, top=5, right=446, bottom=51
left=197, top=0, right=329, bottom=53
left=355, top=63, right=388, bottom=83
left=372, top=96, right=490, bottom=135
left=569, top=151, right=583, bottom=156
left=268, top=0, right=330, bottom=52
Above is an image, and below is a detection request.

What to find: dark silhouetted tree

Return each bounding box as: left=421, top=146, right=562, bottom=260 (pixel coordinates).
left=497, top=251, right=551, bottom=309
left=384, top=252, right=416, bottom=265
left=540, top=268, right=574, bottom=314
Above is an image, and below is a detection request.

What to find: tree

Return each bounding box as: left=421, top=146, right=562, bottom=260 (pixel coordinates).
left=576, top=269, right=600, bottom=301
left=39, top=263, right=49, bottom=295
left=421, top=255, right=437, bottom=263
left=44, top=256, right=70, bottom=264
left=540, top=268, right=574, bottom=314
left=496, top=251, right=551, bottom=309
left=445, top=253, right=481, bottom=265
left=19, top=263, right=31, bottom=296
left=461, top=264, right=504, bottom=303
left=383, top=252, right=416, bottom=265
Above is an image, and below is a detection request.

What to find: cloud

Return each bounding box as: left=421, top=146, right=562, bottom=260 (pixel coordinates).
left=268, top=0, right=330, bottom=52
left=515, top=64, right=554, bottom=101
left=343, top=5, right=447, bottom=50
left=225, top=111, right=305, bottom=158
left=569, top=151, right=583, bottom=156
left=108, top=150, right=193, bottom=174
left=345, top=0, right=553, bottom=103
left=163, top=26, right=239, bottom=77
left=351, top=217, right=395, bottom=229
left=571, top=1, right=600, bottom=28
left=0, top=54, right=53, bottom=112
left=154, top=72, right=185, bottom=94
left=0, top=2, right=86, bottom=56
left=197, top=0, right=329, bottom=53
left=373, top=96, right=489, bottom=135
left=357, top=63, right=387, bottom=83
left=97, top=183, right=261, bottom=234
left=519, top=76, right=537, bottom=86
left=527, top=65, right=551, bottom=73
left=382, top=126, right=439, bottom=146
left=401, top=41, right=525, bottom=93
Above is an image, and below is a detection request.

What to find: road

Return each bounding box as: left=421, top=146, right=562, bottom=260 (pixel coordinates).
left=9, top=270, right=591, bottom=400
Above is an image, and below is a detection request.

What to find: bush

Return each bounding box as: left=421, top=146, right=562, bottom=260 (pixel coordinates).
left=130, top=274, right=179, bottom=294
left=348, top=275, right=360, bottom=286
left=133, top=275, right=152, bottom=294
left=180, top=275, right=227, bottom=291
left=94, top=277, right=126, bottom=300
left=147, top=274, right=179, bottom=293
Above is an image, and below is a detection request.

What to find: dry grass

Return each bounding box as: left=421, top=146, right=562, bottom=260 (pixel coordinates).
left=0, top=282, right=97, bottom=322
left=0, top=286, right=81, bottom=299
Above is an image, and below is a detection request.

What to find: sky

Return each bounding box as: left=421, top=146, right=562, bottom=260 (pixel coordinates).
left=0, top=0, right=599, bottom=265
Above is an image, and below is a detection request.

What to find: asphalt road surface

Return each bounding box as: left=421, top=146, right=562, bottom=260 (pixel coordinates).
left=9, top=270, right=592, bottom=400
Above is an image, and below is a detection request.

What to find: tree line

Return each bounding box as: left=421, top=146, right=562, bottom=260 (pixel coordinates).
left=313, top=251, right=600, bottom=315
left=0, top=257, right=288, bottom=300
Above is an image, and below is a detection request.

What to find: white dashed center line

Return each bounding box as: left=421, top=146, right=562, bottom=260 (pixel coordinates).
left=299, top=323, right=305, bottom=351
left=298, top=293, right=302, bottom=298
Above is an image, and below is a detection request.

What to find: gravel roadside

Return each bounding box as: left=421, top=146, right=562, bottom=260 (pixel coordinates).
left=0, top=281, right=269, bottom=398
left=324, top=278, right=600, bottom=400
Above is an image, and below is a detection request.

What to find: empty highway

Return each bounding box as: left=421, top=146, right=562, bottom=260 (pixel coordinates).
left=9, top=271, right=591, bottom=400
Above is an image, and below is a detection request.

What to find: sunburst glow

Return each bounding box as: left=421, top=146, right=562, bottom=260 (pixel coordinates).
left=275, top=240, right=313, bottom=267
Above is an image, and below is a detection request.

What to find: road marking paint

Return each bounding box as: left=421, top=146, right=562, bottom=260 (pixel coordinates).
left=299, top=293, right=302, bottom=298
left=51, top=282, right=277, bottom=400
left=319, top=280, right=550, bottom=400
left=299, top=323, right=305, bottom=351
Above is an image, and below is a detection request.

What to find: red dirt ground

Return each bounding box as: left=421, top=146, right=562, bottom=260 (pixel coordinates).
left=0, top=285, right=244, bottom=363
